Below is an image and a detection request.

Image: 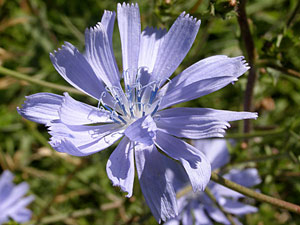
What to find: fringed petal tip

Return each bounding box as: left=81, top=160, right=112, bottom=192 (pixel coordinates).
left=118, top=2, right=139, bottom=9
left=233, top=56, right=251, bottom=76
left=16, top=106, right=23, bottom=116
left=179, top=11, right=201, bottom=26
left=49, top=42, right=76, bottom=59
left=48, top=138, right=61, bottom=149
left=247, top=112, right=258, bottom=120
left=253, top=112, right=258, bottom=119
left=17, top=95, right=32, bottom=114
left=85, top=22, right=105, bottom=34
left=17, top=93, right=63, bottom=125
left=103, top=10, right=115, bottom=16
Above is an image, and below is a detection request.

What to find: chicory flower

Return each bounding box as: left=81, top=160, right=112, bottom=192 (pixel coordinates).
left=165, top=139, right=261, bottom=225
left=18, top=3, right=257, bottom=222
left=0, top=170, right=34, bottom=224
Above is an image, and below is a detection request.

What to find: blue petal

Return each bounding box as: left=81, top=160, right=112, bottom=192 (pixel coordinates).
left=49, top=122, right=123, bottom=156
left=156, top=107, right=257, bottom=139
left=125, top=115, right=157, bottom=146
left=0, top=182, right=29, bottom=210
left=0, top=171, right=33, bottom=224
left=193, top=206, right=213, bottom=225
left=84, top=22, right=121, bottom=89
left=163, top=56, right=248, bottom=92
left=135, top=143, right=178, bottom=223
left=0, top=170, right=14, bottom=202
left=117, top=3, right=141, bottom=87
left=211, top=169, right=261, bottom=201
left=7, top=196, right=34, bottom=223
left=181, top=206, right=193, bottom=225
left=17, top=93, right=63, bottom=125
left=205, top=204, right=231, bottom=225
left=156, top=116, right=229, bottom=139
left=158, top=107, right=258, bottom=120
left=192, top=139, right=230, bottom=170
left=159, top=76, right=238, bottom=109
left=59, top=93, right=113, bottom=125
left=164, top=218, right=180, bottom=225
left=158, top=56, right=249, bottom=109
left=151, top=12, right=200, bottom=87
left=155, top=130, right=211, bottom=192
left=50, top=42, right=107, bottom=100
left=223, top=168, right=261, bottom=187
left=101, top=10, right=116, bottom=46
left=165, top=156, right=190, bottom=192
left=138, top=27, right=166, bottom=73
left=221, top=198, right=258, bottom=215
left=106, top=138, right=135, bottom=197
left=158, top=107, right=258, bottom=122
left=211, top=183, right=244, bottom=199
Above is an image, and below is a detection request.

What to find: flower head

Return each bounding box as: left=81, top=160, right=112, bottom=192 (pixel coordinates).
left=0, top=170, right=34, bottom=224
left=18, top=2, right=257, bottom=222
left=165, top=139, right=261, bottom=225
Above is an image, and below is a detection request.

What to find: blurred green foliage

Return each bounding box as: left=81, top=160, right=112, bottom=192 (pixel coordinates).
left=0, top=0, right=300, bottom=224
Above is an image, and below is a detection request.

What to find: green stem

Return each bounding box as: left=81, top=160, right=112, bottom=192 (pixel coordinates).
left=237, top=0, right=258, bottom=133
left=224, top=127, right=285, bottom=139
left=211, top=172, right=300, bottom=214
left=260, top=61, right=300, bottom=79
left=0, top=66, right=83, bottom=95
left=205, top=188, right=238, bottom=225
left=177, top=172, right=300, bottom=215
left=176, top=185, right=192, bottom=199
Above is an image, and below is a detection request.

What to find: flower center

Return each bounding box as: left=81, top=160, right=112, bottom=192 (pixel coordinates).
left=99, top=68, right=161, bottom=126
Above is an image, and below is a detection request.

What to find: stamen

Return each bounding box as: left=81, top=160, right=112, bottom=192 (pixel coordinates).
left=110, top=111, right=124, bottom=124
left=98, top=92, right=106, bottom=108
left=130, top=106, right=135, bottom=118
left=98, top=92, right=113, bottom=113
left=103, top=104, right=113, bottom=113
left=149, top=86, right=158, bottom=105
left=110, top=116, right=121, bottom=124
left=117, top=115, right=127, bottom=124
left=141, top=103, right=146, bottom=117
left=96, top=67, right=165, bottom=126
left=115, top=96, right=127, bottom=116
left=137, top=95, right=142, bottom=111
left=151, top=101, right=160, bottom=117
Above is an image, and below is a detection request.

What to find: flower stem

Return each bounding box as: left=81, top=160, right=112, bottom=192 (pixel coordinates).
left=0, top=66, right=83, bottom=95
left=224, top=127, right=285, bottom=139
left=211, top=172, right=300, bottom=214
left=257, top=60, right=300, bottom=79
left=205, top=188, right=238, bottom=225
left=237, top=0, right=257, bottom=133
left=176, top=185, right=192, bottom=199
left=177, top=172, right=300, bottom=215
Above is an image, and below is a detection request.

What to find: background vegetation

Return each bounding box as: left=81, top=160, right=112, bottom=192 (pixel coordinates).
left=0, top=0, right=300, bottom=224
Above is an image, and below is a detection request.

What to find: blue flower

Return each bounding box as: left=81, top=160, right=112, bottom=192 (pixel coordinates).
left=0, top=170, right=34, bottom=224
left=165, top=139, right=261, bottom=225
left=18, top=3, right=257, bottom=222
